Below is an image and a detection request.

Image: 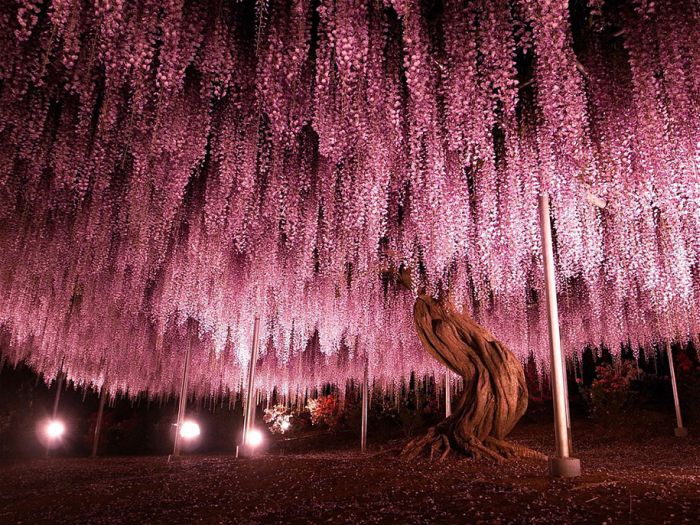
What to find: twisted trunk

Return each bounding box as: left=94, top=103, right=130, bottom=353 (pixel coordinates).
left=402, top=295, right=545, bottom=462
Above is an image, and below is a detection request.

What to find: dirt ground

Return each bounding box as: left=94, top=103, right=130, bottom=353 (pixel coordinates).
left=1, top=419, right=699, bottom=524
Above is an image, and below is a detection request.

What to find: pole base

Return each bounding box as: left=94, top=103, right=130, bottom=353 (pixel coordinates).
left=236, top=444, right=259, bottom=458
left=548, top=456, right=581, bottom=478
left=674, top=427, right=689, bottom=438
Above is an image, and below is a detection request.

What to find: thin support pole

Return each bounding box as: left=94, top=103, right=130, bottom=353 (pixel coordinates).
left=563, top=357, right=573, bottom=454
left=539, top=192, right=580, bottom=478
left=91, top=384, right=107, bottom=458
left=51, top=372, right=64, bottom=419
left=173, top=328, right=193, bottom=457
left=445, top=371, right=452, bottom=418
left=46, top=369, right=65, bottom=457
left=238, top=316, right=261, bottom=457
left=91, top=383, right=108, bottom=457
left=654, top=350, right=659, bottom=375
left=361, top=361, right=368, bottom=453
left=666, top=343, right=688, bottom=437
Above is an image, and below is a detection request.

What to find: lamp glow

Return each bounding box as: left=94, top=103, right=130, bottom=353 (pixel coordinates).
left=46, top=420, right=65, bottom=439
left=179, top=420, right=201, bottom=439
left=246, top=428, right=263, bottom=447
left=280, top=420, right=290, bottom=431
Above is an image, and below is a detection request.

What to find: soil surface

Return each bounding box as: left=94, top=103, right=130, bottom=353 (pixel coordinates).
left=1, top=419, right=699, bottom=524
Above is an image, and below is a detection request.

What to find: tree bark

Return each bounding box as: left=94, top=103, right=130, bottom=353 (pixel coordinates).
left=402, top=294, right=546, bottom=462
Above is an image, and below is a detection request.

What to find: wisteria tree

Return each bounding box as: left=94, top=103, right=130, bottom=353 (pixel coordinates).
left=0, top=0, right=698, bottom=459
left=388, top=264, right=542, bottom=460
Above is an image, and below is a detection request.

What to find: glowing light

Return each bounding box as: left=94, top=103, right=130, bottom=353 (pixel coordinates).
left=246, top=429, right=264, bottom=448
left=280, top=420, right=290, bottom=432
left=46, top=420, right=65, bottom=439
left=179, top=421, right=201, bottom=439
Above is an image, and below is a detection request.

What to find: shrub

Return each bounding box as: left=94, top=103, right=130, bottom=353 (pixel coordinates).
left=306, top=394, right=342, bottom=431
left=579, top=360, right=637, bottom=420
left=263, top=404, right=293, bottom=434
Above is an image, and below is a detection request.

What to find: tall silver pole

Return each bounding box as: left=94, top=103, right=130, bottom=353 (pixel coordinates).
left=51, top=371, right=64, bottom=419
left=562, top=357, right=573, bottom=454
left=445, top=371, right=452, bottom=417
left=361, top=361, right=368, bottom=453
left=91, top=382, right=108, bottom=457
left=239, top=316, right=261, bottom=457
left=46, top=368, right=65, bottom=458
left=173, top=328, right=193, bottom=457
left=666, top=343, right=688, bottom=437
left=539, top=192, right=580, bottom=477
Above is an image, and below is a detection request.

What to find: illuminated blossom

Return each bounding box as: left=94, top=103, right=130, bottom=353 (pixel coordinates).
left=0, top=0, right=697, bottom=398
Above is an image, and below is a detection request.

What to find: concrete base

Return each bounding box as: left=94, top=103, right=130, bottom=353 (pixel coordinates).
left=674, top=427, right=689, bottom=438
left=548, top=456, right=581, bottom=478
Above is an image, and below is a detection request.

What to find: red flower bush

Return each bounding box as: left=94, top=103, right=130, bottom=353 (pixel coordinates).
left=580, top=361, right=637, bottom=420
left=306, top=395, right=342, bottom=431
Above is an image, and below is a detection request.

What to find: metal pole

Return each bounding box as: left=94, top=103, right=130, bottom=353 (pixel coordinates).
left=45, top=369, right=65, bottom=457
left=445, top=371, right=452, bottom=417
left=562, top=356, right=573, bottom=454
left=173, top=329, right=193, bottom=457
left=361, top=361, right=368, bottom=453
left=92, top=383, right=107, bottom=457
left=238, top=316, right=261, bottom=457
left=539, top=192, right=580, bottom=477
left=51, top=371, right=64, bottom=419
left=666, top=343, right=688, bottom=437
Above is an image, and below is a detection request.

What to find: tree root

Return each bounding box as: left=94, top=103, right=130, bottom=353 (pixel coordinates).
left=483, top=436, right=548, bottom=461
left=401, top=426, right=547, bottom=463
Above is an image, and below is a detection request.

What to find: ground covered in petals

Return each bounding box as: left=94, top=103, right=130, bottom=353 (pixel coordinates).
left=1, top=420, right=699, bottom=524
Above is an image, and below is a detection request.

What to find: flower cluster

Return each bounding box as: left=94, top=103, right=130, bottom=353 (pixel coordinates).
left=306, top=395, right=341, bottom=430
left=263, top=404, right=293, bottom=434
left=0, top=0, right=697, bottom=398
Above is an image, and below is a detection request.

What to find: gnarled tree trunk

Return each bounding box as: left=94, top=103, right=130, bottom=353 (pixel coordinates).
left=402, top=295, right=545, bottom=462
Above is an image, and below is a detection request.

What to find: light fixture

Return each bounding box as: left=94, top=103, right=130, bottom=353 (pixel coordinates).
left=246, top=428, right=263, bottom=447
left=46, top=420, right=65, bottom=439
left=179, top=420, right=201, bottom=439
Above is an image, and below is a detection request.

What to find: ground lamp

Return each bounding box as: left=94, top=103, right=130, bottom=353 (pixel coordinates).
left=246, top=428, right=264, bottom=448
left=45, top=420, right=66, bottom=440
left=179, top=420, right=201, bottom=440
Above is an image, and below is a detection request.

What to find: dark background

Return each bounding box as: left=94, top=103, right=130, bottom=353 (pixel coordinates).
left=0, top=341, right=697, bottom=460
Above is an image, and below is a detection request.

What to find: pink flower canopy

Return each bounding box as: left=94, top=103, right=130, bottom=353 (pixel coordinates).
left=0, top=0, right=698, bottom=396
